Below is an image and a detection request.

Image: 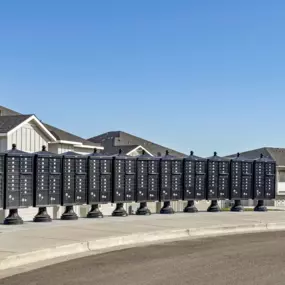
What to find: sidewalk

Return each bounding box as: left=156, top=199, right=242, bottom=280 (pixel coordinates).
left=1, top=212, right=285, bottom=272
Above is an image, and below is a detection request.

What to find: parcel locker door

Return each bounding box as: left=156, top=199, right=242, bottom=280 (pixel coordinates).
left=20, top=175, right=33, bottom=207
left=100, top=175, right=112, bottom=203
left=125, top=174, right=135, bottom=201
left=148, top=175, right=159, bottom=201
left=231, top=161, right=242, bottom=199
left=184, top=174, right=195, bottom=199
left=195, top=174, right=206, bottom=200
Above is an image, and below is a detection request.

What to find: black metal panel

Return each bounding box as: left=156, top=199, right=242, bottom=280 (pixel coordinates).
left=62, top=152, right=87, bottom=206
left=160, top=153, right=183, bottom=201
left=253, top=160, right=265, bottom=199
left=206, top=153, right=230, bottom=200
left=230, top=155, right=253, bottom=200
left=183, top=152, right=207, bottom=200
left=136, top=154, right=160, bottom=202
left=253, top=156, right=276, bottom=200
left=88, top=154, right=113, bottom=205
left=5, top=147, right=34, bottom=209
left=34, top=150, right=62, bottom=207
left=113, top=153, right=136, bottom=203
left=0, top=154, right=4, bottom=209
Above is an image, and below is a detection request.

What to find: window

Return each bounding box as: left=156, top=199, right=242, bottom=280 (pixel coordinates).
left=279, top=171, right=285, bottom=182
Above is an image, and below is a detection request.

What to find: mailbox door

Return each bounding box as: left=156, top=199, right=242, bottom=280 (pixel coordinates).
left=137, top=174, right=148, bottom=201
left=20, top=174, right=33, bottom=207
left=207, top=161, right=218, bottom=199
left=218, top=161, right=230, bottom=199
left=160, top=174, right=171, bottom=201
left=195, top=174, right=206, bottom=200
left=75, top=175, right=87, bottom=204
left=49, top=174, right=61, bottom=205
left=172, top=160, right=183, bottom=174
left=125, top=174, right=135, bottom=201
left=241, top=176, right=252, bottom=199
left=100, top=175, right=112, bottom=203
left=265, top=162, right=276, bottom=200
left=254, top=162, right=265, bottom=199
left=148, top=174, right=159, bottom=201
left=36, top=173, right=49, bottom=206
left=113, top=159, right=125, bottom=202
left=231, top=161, right=242, bottom=199
left=62, top=174, right=75, bottom=205
left=184, top=173, right=195, bottom=199
left=171, top=174, right=183, bottom=200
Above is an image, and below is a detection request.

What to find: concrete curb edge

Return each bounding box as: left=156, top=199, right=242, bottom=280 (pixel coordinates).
left=1, top=222, right=285, bottom=270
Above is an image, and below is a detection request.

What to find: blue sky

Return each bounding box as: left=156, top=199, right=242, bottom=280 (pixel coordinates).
left=0, top=0, right=284, bottom=156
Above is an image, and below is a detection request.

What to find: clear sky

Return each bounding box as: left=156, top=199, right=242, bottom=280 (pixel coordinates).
left=0, top=0, right=284, bottom=157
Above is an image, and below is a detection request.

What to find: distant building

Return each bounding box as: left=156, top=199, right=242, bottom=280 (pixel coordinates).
left=0, top=105, right=102, bottom=154
left=88, top=131, right=186, bottom=157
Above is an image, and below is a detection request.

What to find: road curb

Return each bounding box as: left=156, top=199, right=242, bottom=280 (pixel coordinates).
left=1, top=222, right=285, bottom=271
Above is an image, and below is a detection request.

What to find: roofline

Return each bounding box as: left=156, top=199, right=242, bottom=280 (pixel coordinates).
left=0, top=133, right=6, bottom=137
left=6, top=115, right=57, bottom=142
left=126, top=145, right=153, bottom=156
left=49, top=140, right=104, bottom=149
left=74, top=144, right=104, bottom=150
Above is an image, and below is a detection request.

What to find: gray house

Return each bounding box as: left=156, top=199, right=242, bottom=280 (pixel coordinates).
left=88, top=131, right=186, bottom=157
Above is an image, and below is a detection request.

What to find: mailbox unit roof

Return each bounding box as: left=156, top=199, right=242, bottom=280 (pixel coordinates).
left=208, top=152, right=230, bottom=161
left=137, top=152, right=160, bottom=160
left=185, top=151, right=206, bottom=161
left=254, top=154, right=275, bottom=162
left=61, top=151, right=84, bottom=157
left=231, top=153, right=254, bottom=162
left=5, top=146, right=33, bottom=156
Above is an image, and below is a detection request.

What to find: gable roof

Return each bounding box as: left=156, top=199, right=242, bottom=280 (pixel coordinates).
left=0, top=105, right=101, bottom=148
left=88, top=131, right=187, bottom=157
left=226, top=147, right=285, bottom=166
left=0, top=115, right=32, bottom=133
left=44, top=123, right=100, bottom=147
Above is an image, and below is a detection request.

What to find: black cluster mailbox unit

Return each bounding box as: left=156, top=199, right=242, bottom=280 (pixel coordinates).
left=160, top=150, right=183, bottom=214
left=230, top=153, right=254, bottom=212
left=253, top=154, right=276, bottom=211
left=33, top=146, right=62, bottom=222
left=112, top=150, right=137, bottom=217
left=206, top=152, right=230, bottom=212
left=183, top=151, right=207, bottom=213
left=87, top=149, right=113, bottom=218
left=136, top=151, right=160, bottom=215
left=4, top=144, right=34, bottom=225
left=0, top=153, right=4, bottom=210
left=61, top=151, right=87, bottom=220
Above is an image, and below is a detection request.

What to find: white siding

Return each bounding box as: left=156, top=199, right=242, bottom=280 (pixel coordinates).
left=74, top=147, right=93, bottom=155
left=48, top=144, right=59, bottom=154
left=7, top=122, right=50, bottom=152
left=57, top=144, right=74, bottom=154
left=0, top=137, right=7, bottom=152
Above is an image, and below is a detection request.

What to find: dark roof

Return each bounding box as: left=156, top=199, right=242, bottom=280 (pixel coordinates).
left=226, top=147, right=285, bottom=165
left=44, top=123, right=100, bottom=147
left=0, top=105, right=100, bottom=148
left=88, top=131, right=186, bottom=158
left=0, top=115, right=32, bottom=133
left=0, top=105, right=21, bottom=116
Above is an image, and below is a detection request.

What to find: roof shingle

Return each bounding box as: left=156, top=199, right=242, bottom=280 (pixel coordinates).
left=0, top=115, right=32, bottom=133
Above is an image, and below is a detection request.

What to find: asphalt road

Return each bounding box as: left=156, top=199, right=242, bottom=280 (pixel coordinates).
left=2, top=231, right=285, bottom=285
